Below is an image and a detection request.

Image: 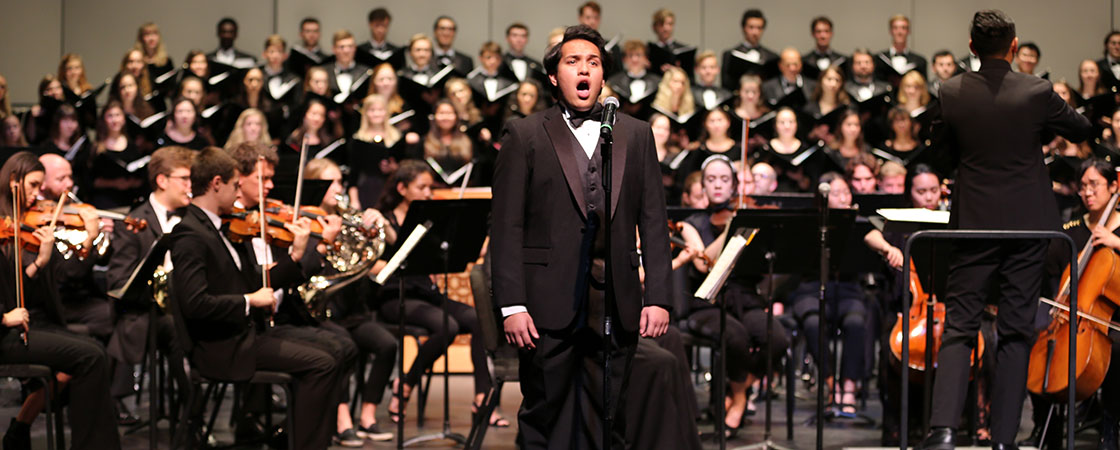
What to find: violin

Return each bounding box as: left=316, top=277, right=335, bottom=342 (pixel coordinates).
left=1028, top=192, right=1120, bottom=401
left=889, top=259, right=985, bottom=379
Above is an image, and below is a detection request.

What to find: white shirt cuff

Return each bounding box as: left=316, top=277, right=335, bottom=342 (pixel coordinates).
left=244, top=295, right=252, bottom=316
left=501, top=305, right=528, bottom=317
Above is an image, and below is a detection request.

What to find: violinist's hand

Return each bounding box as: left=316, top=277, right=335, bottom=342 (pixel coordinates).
left=2, top=308, right=28, bottom=330
left=504, top=312, right=538, bottom=349
left=99, top=218, right=114, bottom=234
left=1091, top=225, right=1120, bottom=250
left=79, top=208, right=100, bottom=237
left=246, top=288, right=276, bottom=309
left=882, top=245, right=903, bottom=270
left=319, top=215, right=342, bottom=243
left=284, top=217, right=313, bottom=261
left=640, top=305, right=670, bottom=338
left=33, top=227, right=54, bottom=260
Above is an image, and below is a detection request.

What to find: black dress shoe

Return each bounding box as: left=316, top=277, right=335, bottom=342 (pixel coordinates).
left=1016, top=425, right=1042, bottom=448
left=991, top=443, right=1018, bottom=450
left=116, top=399, right=140, bottom=426
left=918, top=427, right=955, bottom=450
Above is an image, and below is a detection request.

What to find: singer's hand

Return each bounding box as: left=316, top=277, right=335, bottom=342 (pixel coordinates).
left=2, top=308, right=28, bottom=329
left=246, top=288, right=276, bottom=309
left=639, top=306, right=669, bottom=338
left=504, top=312, right=539, bottom=349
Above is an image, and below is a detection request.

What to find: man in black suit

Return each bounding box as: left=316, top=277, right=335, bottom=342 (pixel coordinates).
left=287, top=17, right=329, bottom=78
left=207, top=17, right=257, bottom=69
left=873, top=14, right=927, bottom=88
left=322, top=30, right=371, bottom=108
left=1096, top=31, right=1120, bottom=91
left=492, top=25, right=673, bottom=449
left=356, top=8, right=402, bottom=70
left=432, top=16, right=474, bottom=76
left=169, top=147, right=342, bottom=450
left=919, top=10, right=1093, bottom=450
left=606, top=40, right=660, bottom=118
left=802, top=16, right=847, bottom=80
left=761, top=48, right=816, bottom=110
left=104, top=146, right=193, bottom=425
left=647, top=8, right=694, bottom=76
left=692, top=51, right=733, bottom=112
left=503, top=23, right=546, bottom=85
left=721, top=8, right=778, bottom=92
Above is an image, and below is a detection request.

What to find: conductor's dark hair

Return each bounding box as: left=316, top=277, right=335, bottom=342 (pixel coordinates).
left=741, top=9, right=766, bottom=29
left=190, top=146, right=237, bottom=198
left=1019, top=41, right=1041, bottom=58
left=543, top=25, right=610, bottom=77
left=368, top=8, right=391, bottom=24
left=969, top=10, right=1016, bottom=58
left=1079, top=158, right=1117, bottom=185
left=810, top=16, right=832, bottom=32
left=217, top=17, right=238, bottom=32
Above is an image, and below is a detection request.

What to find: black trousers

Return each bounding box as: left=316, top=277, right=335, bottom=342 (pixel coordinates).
left=322, top=319, right=397, bottom=404
left=378, top=296, right=489, bottom=394
left=253, top=327, right=350, bottom=450
left=930, top=240, right=1047, bottom=445
left=0, top=328, right=121, bottom=450
left=108, top=313, right=187, bottom=400
left=791, top=281, right=868, bottom=382
left=59, top=297, right=113, bottom=340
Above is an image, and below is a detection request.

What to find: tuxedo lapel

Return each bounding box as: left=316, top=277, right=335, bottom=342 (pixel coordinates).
left=609, top=124, right=628, bottom=220
left=543, top=107, right=589, bottom=219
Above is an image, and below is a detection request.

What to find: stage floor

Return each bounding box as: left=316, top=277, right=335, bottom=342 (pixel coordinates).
left=0, top=371, right=1099, bottom=449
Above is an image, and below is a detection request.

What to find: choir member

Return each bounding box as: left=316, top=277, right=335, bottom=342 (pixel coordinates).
left=825, top=109, right=871, bottom=170
left=692, top=51, right=733, bottom=112
left=897, top=71, right=931, bottom=116
left=467, top=42, right=519, bottom=127
left=179, top=52, right=220, bottom=109
left=929, top=51, right=957, bottom=97
left=348, top=94, right=411, bottom=209
left=223, top=108, right=272, bottom=152
left=323, top=29, right=371, bottom=117
left=2, top=116, right=28, bottom=148
left=1079, top=58, right=1110, bottom=100
left=366, top=63, right=420, bottom=135
left=1097, top=31, right=1120, bottom=91
left=120, top=49, right=156, bottom=104
left=356, top=8, right=403, bottom=70
left=288, top=17, right=328, bottom=78
left=0, top=74, right=10, bottom=119
left=420, top=99, right=482, bottom=186
left=1015, top=42, right=1047, bottom=79
left=650, top=66, right=697, bottom=135
left=89, top=100, right=146, bottom=210
left=648, top=8, right=695, bottom=75
left=432, top=16, right=474, bottom=76
left=503, top=23, right=545, bottom=84
left=259, top=35, right=301, bottom=139
left=376, top=160, right=495, bottom=425
left=38, top=104, right=90, bottom=174
left=679, top=170, right=707, bottom=209
left=846, top=49, right=892, bottom=102
left=873, top=15, right=927, bottom=87
left=207, top=17, right=256, bottom=69
left=650, top=112, right=684, bottom=202
left=607, top=40, right=660, bottom=118
left=802, top=16, right=847, bottom=80
left=755, top=107, right=815, bottom=192
left=721, top=8, right=778, bottom=92
left=503, top=79, right=545, bottom=123
left=59, top=53, right=100, bottom=131
left=751, top=161, right=778, bottom=194
left=872, top=106, right=928, bottom=171
left=285, top=97, right=340, bottom=174
left=112, top=72, right=155, bottom=123
left=135, top=22, right=174, bottom=84
left=731, top=73, right=769, bottom=127
left=24, top=75, right=66, bottom=145
left=155, top=97, right=213, bottom=151
left=805, top=65, right=850, bottom=142
left=0, top=151, right=122, bottom=450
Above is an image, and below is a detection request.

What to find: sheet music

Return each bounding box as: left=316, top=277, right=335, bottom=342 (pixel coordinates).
left=313, top=139, right=347, bottom=160
left=875, top=208, right=950, bottom=224
left=694, top=229, right=759, bottom=302
left=64, top=135, right=87, bottom=161
left=374, top=221, right=431, bottom=285
left=126, top=155, right=152, bottom=173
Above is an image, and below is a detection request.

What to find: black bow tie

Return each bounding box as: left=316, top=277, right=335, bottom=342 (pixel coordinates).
left=567, top=102, right=604, bottom=128
left=165, top=208, right=185, bottom=221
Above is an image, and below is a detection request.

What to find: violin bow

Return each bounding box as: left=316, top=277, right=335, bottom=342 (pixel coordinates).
left=257, top=156, right=274, bottom=328
left=291, top=136, right=308, bottom=224
left=737, top=116, right=750, bottom=209
left=11, top=177, right=27, bottom=346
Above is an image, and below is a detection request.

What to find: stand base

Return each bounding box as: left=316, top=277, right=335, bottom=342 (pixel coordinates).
left=403, top=430, right=467, bottom=447
left=734, top=438, right=797, bottom=450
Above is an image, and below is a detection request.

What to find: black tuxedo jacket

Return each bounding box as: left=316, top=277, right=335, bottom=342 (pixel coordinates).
left=760, top=76, right=817, bottom=109
left=802, top=49, right=848, bottom=80
left=934, top=59, right=1091, bottom=231
left=435, top=50, right=474, bottom=78
left=874, top=49, right=927, bottom=86
left=1097, top=58, right=1120, bottom=91
left=168, top=204, right=260, bottom=381
left=491, top=105, right=673, bottom=332
left=106, top=200, right=163, bottom=293
left=721, top=43, right=779, bottom=91
left=501, top=53, right=545, bottom=84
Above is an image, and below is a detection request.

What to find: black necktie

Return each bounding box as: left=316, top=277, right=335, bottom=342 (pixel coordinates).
left=567, top=102, right=604, bottom=128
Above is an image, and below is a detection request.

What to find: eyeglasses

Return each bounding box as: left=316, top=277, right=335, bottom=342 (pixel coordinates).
left=166, top=175, right=191, bottom=183
left=1080, top=180, right=1108, bottom=194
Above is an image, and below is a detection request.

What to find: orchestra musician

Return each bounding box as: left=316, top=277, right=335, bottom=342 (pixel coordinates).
left=0, top=151, right=121, bottom=450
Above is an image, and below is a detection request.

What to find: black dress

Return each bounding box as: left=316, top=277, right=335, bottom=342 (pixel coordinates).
left=88, top=144, right=149, bottom=210
left=154, top=131, right=211, bottom=151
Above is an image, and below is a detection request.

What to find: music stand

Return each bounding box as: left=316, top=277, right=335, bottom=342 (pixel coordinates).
left=107, top=234, right=173, bottom=450
left=396, top=199, right=490, bottom=447
left=728, top=208, right=856, bottom=450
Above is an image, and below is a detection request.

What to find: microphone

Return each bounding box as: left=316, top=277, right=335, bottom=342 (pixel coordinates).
left=600, top=97, right=619, bottom=137
left=818, top=182, right=831, bottom=198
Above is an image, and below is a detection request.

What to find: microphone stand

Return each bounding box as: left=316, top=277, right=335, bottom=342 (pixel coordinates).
left=600, top=117, right=615, bottom=450
left=816, top=185, right=830, bottom=450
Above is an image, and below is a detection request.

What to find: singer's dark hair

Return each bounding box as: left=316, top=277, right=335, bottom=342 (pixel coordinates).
left=543, top=25, right=611, bottom=77
left=970, top=10, right=1015, bottom=58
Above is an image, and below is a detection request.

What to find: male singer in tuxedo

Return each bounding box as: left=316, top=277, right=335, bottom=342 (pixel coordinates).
left=919, top=10, right=1092, bottom=450
left=168, top=147, right=341, bottom=450
left=492, top=25, right=673, bottom=449
left=104, top=146, right=193, bottom=425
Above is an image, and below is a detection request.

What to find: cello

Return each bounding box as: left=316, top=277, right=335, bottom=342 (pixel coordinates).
left=889, top=259, right=986, bottom=378
left=1027, top=192, right=1120, bottom=401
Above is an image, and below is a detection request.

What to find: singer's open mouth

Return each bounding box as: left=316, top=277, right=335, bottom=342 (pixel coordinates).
left=576, top=80, right=591, bottom=99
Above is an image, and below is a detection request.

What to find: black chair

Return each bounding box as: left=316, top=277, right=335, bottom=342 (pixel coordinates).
left=464, top=258, right=518, bottom=450
left=0, top=364, right=62, bottom=450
